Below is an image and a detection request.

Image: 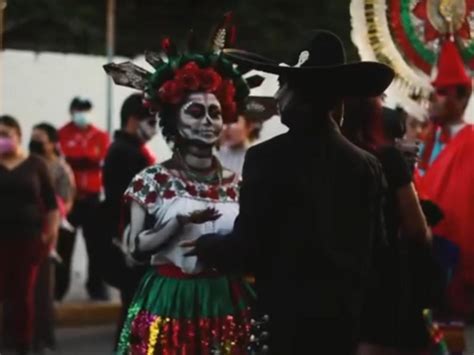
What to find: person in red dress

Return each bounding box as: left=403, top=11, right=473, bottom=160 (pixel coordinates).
left=58, top=97, right=110, bottom=300
left=417, top=38, right=474, bottom=317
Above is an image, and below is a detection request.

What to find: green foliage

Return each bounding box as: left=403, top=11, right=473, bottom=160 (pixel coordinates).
left=4, top=0, right=357, bottom=60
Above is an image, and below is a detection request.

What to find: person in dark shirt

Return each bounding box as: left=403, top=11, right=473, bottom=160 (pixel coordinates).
left=101, top=93, right=157, bottom=345
left=342, top=97, right=430, bottom=354
left=103, top=93, right=157, bottom=224
left=29, top=122, right=75, bottom=353
left=183, top=31, right=394, bottom=354
left=0, top=115, right=59, bottom=355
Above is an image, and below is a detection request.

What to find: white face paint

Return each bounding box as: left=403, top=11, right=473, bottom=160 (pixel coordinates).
left=177, top=92, right=223, bottom=146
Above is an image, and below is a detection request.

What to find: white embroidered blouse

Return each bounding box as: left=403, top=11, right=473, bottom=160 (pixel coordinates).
left=124, top=164, right=240, bottom=274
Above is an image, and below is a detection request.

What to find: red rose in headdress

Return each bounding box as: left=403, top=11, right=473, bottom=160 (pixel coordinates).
left=221, top=101, right=238, bottom=123
left=199, top=68, right=223, bottom=92
left=175, top=62, right=201, bottom=91
left=181, top=61, right=200, bottom=72
left=159, top=80, right=185, bottom=104
left=216, top=79, right=236, bottom=101
left=216, top=79, right=237, bottom=123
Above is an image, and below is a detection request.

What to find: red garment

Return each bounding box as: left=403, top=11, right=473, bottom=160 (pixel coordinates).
left=432, top=39, right=472, bottom=89
left=59, top=122, right=109, bottom=195
left=416, top=125, right=474, bottom=316
left=140, top=144, right=157, bottom=165
left=0, top=238, right=45, bottom=347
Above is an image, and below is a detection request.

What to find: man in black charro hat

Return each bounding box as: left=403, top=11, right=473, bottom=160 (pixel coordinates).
left=183, top=30, right=394, bottom=354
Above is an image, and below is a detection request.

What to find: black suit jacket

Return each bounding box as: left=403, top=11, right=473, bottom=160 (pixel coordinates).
left=196, top=119, right=386, bottom=332
left=102, top=130, right=150, bottom=233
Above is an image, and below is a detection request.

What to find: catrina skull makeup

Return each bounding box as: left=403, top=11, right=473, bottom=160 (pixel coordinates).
left=177, top=92, right=223, bottom=145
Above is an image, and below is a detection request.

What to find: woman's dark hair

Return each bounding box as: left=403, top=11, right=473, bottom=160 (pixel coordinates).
left=158, top=104, right=180, bottom=142
left=33, top=122, right=61, bottom=156
left=382, top=107, right=407, bottom=141
left=242, top=117, right=263, bottom=142
left=70, top=97, right=93, bottom=112
left=248, top=123, right=263, bottom=142
left=342, top=97, right=387, bottom=151
left=34, top=122, right=59, bottom=143
left=0, top=115, right=22, bottom=137
left=120, top=94, right=150, bottom=128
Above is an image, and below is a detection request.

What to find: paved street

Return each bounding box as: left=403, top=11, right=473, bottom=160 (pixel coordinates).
left=1, top=325, right=116, bottom=355
left=1, top=324, right=474, bottom=354
left=53, top=325, right=116, bottom=355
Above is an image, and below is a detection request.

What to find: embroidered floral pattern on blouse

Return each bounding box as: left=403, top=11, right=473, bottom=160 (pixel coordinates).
left=124, top=164, right=240, bottom=209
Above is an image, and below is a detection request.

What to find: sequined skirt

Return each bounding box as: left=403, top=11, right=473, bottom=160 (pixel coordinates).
left=116, top=266, right=255, bottom=355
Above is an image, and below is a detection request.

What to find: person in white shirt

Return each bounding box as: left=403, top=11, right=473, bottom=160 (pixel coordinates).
left=217, top=96, right=277, bottom=175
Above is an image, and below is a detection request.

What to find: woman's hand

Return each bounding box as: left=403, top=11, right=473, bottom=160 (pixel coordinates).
left=177, top=208, right=222, bottom=226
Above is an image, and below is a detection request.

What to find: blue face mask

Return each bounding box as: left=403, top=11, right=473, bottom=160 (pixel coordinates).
left=72, top=112, right=91, bottom=128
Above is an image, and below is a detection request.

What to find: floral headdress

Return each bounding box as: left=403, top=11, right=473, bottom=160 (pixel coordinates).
left=104, top=13, right=263, bottom=123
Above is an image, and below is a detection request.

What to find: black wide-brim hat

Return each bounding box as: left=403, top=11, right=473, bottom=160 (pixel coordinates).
left=244, top=96, right=278, bottom=122
left=224, top=30, right=394, bottom=97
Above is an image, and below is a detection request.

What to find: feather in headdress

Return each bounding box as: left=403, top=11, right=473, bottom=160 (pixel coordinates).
left=210, top=11, right=236, bottom=54
left=145, top=50, right=165, bottom=68
left=103, top=62, right=150, bottom=90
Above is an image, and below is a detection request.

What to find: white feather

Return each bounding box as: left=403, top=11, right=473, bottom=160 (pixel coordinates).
left=350, top=0, right=432, bottom=120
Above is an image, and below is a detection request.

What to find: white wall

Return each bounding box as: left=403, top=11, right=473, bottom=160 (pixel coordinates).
left=0, top=50, right=287, bottom=161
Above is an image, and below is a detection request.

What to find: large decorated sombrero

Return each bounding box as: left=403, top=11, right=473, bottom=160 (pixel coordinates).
left=351, top=0, right=474, bottom=119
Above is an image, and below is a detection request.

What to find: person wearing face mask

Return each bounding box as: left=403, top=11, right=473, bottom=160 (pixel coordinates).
left=101, top=93, right=157, bottom=343
left=27, top=123, right=75, bottom=353
left=217, top=96, right=277, bottom=175
left=104, top=20, right=257, bottom=353
left=58, top=97, right=110, bottom=301
left=0, top=115, right=59, bottom=355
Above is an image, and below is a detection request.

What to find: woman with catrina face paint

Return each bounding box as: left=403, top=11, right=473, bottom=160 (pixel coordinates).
left=105, top=17, right=256, bottom=354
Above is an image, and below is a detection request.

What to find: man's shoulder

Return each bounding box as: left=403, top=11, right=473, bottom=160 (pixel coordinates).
left=105, top=139, right=142, bottom=162
left=462, top=124, right=474, bottom=141
left=58, top=122, right=73, bottom=137
left=332, top=135, right=382, bottom=176
left=247, top=133, right=290, bottom=157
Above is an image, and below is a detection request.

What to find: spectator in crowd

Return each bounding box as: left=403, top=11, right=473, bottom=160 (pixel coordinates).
left=58, top=97, right=110, bottom=300
left=405, top=114, right=427, bottom=143
left=342, top=97, right=430, bottom=354
left=101, top=93, right=157, bottom=342
left=217, top=96, right=276, bottom=174
left=29, top=122, right=75, bottom=353
left=0, top=115, right=59, bottom=355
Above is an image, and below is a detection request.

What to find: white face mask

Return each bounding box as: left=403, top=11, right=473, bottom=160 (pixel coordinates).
left=137, top=117, right=157, bottom=142
left=177, top=92, right=223, bottom=146
left=72, top=111, right=92, bottom=128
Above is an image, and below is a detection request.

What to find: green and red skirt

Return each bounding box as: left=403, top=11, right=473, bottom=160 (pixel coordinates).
left=117, top=265, right=255, bottom=355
